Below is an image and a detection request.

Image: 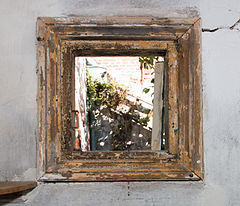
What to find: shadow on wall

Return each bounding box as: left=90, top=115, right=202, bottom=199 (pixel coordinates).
left=0, top=189, right=35, bottom=205
left=90, top=104, right=152, bottom=151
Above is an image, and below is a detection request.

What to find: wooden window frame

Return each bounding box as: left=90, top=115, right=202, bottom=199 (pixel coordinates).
left=37, top=17, right=203, bottom=181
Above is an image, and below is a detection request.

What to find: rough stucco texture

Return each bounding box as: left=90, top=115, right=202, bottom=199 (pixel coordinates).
left=0, top=0, right=240, bottom=205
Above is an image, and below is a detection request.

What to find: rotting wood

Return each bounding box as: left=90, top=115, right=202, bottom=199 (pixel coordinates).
left=167, top=42, right=179, bottom=155
left=70, top=150, right=174, bottom=160
left=37, top=17, right=203, bottom=181
left=37, top=18, right=47, bottom=177
left=191, top=18, right=203, bottom=179
left=40, top=171, right=200, bottom=182
left=37, top=16, right=198, bottom=28
left=60, top=40, right=173, bottom=162
left=178, top=29, right=191, bottom=160
left=46, top=160, right=186, bottom=173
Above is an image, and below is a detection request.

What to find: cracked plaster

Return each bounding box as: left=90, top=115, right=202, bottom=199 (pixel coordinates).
left=202, top=18, right=240, bottom=32
left=1, top=0, right=240, bottom=205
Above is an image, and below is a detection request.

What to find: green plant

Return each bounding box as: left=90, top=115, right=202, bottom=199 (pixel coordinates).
left=139, top=56, right=159, bottom=70
left=86, top=70, right=152, bottom=131
left=86, top=71, right=127, bottom=111
left=139, top=56, right=159, bottom=96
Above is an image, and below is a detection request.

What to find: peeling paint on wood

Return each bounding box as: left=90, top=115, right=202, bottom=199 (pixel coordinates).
left=37, top=17, right=203, bottom=181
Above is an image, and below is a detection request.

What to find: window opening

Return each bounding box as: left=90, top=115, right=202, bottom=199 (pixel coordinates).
left=74, top=56, right=166, bottom=152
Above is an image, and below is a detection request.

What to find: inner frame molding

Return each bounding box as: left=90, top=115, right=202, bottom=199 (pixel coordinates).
left=37, top=17, right=203, bottom=181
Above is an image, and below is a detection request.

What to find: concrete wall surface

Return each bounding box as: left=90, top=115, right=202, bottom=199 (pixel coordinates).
left=0, top=0, right=240, bottom=205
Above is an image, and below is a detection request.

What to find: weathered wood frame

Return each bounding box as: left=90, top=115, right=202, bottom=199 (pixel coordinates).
left=37, top=17, right=203, bottom=181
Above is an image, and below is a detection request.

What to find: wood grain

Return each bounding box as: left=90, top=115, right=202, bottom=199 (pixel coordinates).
left=0, top=182, right=37, bottom=195
left=37, top=17, right=203, bottom=181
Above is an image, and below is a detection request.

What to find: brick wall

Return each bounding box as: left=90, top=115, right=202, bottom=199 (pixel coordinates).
left=90, top=56, right=154, bottom=87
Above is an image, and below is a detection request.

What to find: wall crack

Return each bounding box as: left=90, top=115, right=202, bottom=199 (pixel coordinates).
left=202, top=28, right=219, bottom=32
left=202, top=18, right=240, bottom=32
left=230, top=18, right=240, bottom=29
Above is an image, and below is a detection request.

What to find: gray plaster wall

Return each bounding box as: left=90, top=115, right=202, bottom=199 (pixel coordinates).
left=0, top=0, right=240, bottom=205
